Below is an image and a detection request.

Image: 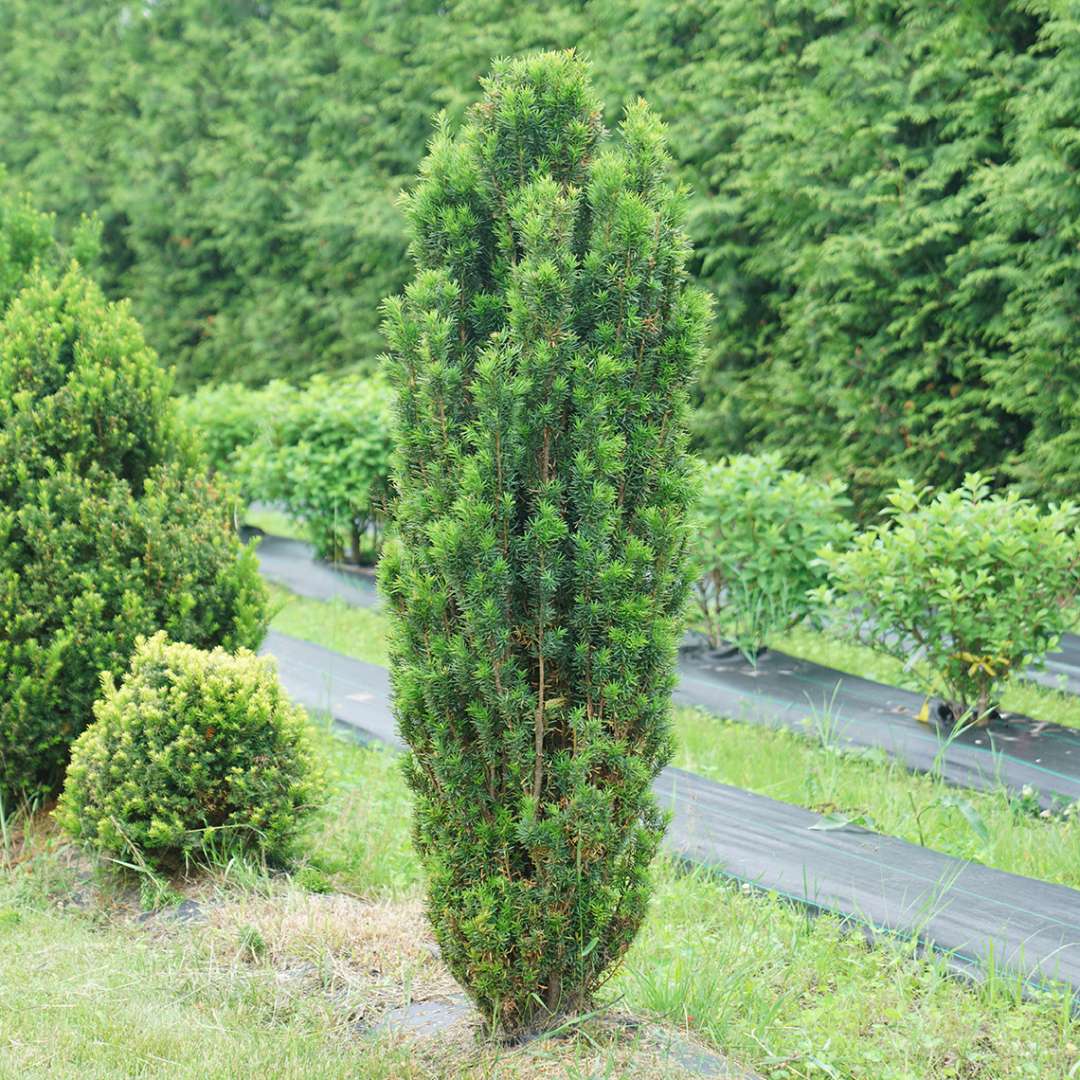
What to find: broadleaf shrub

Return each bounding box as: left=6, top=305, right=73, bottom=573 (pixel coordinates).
left=57, top=632, right=323, bottom=868
left=817, top=475, right=1080, bottom=723
left=692, top=454, right=853, bottom=657
left=239, top=374, right=394, bottom=564
left=0, top=266, right=267, bottom=799
left=175, top=379, right=291, bottom=487
left=380, top=51, right=706, bottom=1037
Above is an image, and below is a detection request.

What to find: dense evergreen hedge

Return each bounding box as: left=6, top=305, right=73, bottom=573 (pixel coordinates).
left=3, top=2, right=1079, bottom=510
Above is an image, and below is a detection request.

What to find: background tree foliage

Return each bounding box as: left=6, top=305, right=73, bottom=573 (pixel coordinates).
left=3, top=1, right=1079, bottom=511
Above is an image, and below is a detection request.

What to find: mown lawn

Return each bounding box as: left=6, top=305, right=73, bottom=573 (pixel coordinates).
left=3, top=721, right=1077, bottom=1079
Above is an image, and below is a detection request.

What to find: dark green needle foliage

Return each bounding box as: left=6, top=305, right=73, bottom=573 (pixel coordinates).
left=0, top=262, right=267, bottom=800
left=379, top=51, right=707, bottom=1038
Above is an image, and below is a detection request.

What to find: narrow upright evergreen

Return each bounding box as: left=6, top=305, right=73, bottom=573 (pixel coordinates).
left=379, top=51, right=707, bottom=1037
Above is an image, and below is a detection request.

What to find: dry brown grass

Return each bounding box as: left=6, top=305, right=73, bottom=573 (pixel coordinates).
left=4, top=780, right=749, bottom=1077
left=148, top=882, right=753, bottom=1078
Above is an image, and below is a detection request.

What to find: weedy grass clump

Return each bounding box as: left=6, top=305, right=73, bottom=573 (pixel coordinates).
left=379, top=50, right=707, bottom=1038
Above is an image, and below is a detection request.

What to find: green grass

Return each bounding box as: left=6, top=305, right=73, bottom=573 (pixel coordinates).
left=311, top=736, right=1078, bottom=1080
left=624, top=859, right=1078, bottom=1080
left=672, top=709, right=1080, bottom=888
left=6, top=726, right=1074, bottom=1079
left=245, top=506, right=310, bottom=544
left=268, top=585, right=389, bottom=667
left=0, top=905, right=420, bottom=1079
left=302, top=715, right=418, bottom=893
left=776, top=624, right=1080, bottom=731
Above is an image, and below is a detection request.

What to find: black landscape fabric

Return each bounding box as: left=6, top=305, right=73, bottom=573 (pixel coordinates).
left=676, top=642, right=1080, bottom=812
left=254, top=532, right=380, bottom=607
left=262, top=630, right=1080, bottom=1001
left=657, top=768, right=1080, bottom=996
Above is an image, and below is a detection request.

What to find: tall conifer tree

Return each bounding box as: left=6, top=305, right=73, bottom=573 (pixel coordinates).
left=379, top=51, right=707, bottom=1036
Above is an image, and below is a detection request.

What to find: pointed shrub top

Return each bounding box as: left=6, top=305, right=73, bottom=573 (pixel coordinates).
left=0, top=266, right=181, bottom=497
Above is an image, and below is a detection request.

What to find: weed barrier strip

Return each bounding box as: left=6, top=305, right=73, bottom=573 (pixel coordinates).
left=250, top=532, right=1080, bottom=807
left=261, top=630, right=1080, bottom=1002
left=675, top=645, right=1080, bottom=811
left=253, top=533, right=380, bottom=608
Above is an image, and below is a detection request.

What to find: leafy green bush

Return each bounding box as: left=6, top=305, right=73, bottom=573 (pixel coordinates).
left=817, top=475, right=1080, bottom=723
left=380, top=51, right=706, bottom=1037
left=239, top=374, right=394, bottom=564
left=692, top=454, right=853, bottom=657
left=57, top=632, right=323, bottom=868
left=0, top=267, right=267, bottom=799
left=175, top=380, right=291, bottom=485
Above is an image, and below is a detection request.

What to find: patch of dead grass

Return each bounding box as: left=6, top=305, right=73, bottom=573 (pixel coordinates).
left=198, top=887, right=752, bottom=1078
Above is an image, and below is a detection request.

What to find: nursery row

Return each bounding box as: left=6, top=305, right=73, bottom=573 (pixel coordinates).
left=252, top=534, right=1080, bottom=813
left=5, top=715, right=1077, bottom=1079
left=188, top=379, right=1080, bottom=731
left=261, top=621, right=1080, bottom=1000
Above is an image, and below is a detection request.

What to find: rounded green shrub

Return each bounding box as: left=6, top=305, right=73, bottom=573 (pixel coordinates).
left=0, top=267, right=267, bottom=799
left=0, top=171, right=100, bottom=314
left=176, top=379, right=291, bottom=485
left=0, top=269, right=181, bottom=494
left=239, top=373, right=394, bottom=564
left=692, top=454, right=854, bottom=657
left=57, top=633, right=323, bottom=868
left=818, top=475, right=1080, bottom=723
left=380, top=51, right=706, bottom=1037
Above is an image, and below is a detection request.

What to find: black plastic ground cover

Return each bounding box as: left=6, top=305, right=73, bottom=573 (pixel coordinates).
left=262, top=630, right=398, bottom=746
left=255, top=534, right=380, bottom=607
left=657, top=768, right=1080, bottom=995
left=260, top=629, right=1080, bottom=1000
left=251, top=533, right=1080, bottom=808
left=676, top=643, right=1080, bottom=812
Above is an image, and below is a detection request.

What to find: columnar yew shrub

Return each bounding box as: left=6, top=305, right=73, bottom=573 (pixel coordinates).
left=0, top=268, right=267, bottom=799
left=379, top=52, right=707, bottom=1037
